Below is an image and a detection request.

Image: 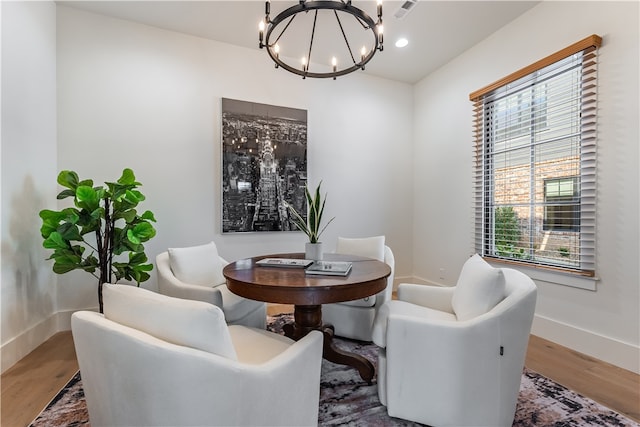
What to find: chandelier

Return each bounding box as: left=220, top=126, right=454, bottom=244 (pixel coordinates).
left=258, top=1, right=384, bottom=79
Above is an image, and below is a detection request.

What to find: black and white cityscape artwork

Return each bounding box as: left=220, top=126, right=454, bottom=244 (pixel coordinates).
left=221, top=98, right=308, bottom=233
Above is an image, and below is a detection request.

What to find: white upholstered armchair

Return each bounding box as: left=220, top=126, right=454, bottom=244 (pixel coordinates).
left=72, top=283, right=324, bottom=427
left=371, top=254, right=537, bottom=426
left=156, top=241, right=266, bottom=328
left=322, top=236, right=395, bottom=341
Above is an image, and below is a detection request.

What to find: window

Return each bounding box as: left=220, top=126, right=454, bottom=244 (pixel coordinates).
left=544, top=177, right=579, bottom=232
left=470, top=35, right=601, bottom=275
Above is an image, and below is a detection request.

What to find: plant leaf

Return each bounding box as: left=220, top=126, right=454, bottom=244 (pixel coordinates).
left=116, top=209, right=137, bottom=223
left=57, top=170, right=79, bottom=190
left=117, top=168, right=137, bottom=185
left=285, top=201, right=311, bottom=238
left=90, top=207, right=104, bottom=221
left=75, top=186, right=100, bottom=211
left=43, top=231, right=69, bottom=250
left=40, top=210, right=66, bottom=238
left=53, top=260, right=79, bottom=274
left=51, top=252, right=83, bottom=274
left=80, top=254, right=99, bottom=273
left=140, top=210, right=156, bottom=222
left=56, top=189, right=76, bottom=200
left=129, top=251, right=148, bottom=265
left=127, top=222, right=156, bottom=245
left=57, top=222, right=82, bottom=241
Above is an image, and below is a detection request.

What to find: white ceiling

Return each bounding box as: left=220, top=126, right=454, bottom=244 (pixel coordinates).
left=57, top=0, right=539, bottom=84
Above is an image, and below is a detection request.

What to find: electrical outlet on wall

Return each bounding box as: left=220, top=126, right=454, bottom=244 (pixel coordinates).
left=439, top=268, right=445, bottom=281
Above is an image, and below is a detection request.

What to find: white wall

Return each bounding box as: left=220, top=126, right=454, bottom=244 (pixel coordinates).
left=1, top=1, right=58, bottom=372
left=413, top=1, right=639, bottom=373
left=55, top=6, right=414, bottom=311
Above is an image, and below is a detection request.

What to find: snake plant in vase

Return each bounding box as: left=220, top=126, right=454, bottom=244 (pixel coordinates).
left=286, top=181, right=335, bottom=260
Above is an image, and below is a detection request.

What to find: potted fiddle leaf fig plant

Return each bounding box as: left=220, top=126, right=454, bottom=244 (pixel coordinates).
left=39, top=168, right=157, bottom=313
left=285, top=181, right=335, bottom=260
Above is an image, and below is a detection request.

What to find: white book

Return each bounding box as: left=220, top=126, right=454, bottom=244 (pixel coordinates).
left=305, top=261, right=353, bottom=276
left=256, top=258, right=314, bottom=268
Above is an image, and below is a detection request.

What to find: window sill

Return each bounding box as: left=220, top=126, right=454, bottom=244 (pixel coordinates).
left=485, top=260, right=599, bottom=291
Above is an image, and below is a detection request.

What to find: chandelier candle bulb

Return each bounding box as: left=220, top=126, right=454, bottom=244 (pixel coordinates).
left=332, top=57, right=337, bottom=79
left=258, top=20, right=265, bottom=46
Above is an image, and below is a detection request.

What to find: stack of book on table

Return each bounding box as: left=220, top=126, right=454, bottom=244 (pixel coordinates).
left=256, top=258, right=353, bottom=276
left=255, top=258, right=314, bottom=268
left=305, top=261, right=352, bottom=276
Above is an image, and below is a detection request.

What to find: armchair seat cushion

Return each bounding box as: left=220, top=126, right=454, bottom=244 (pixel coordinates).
left=372, top=300, right=457, bottom=347
left=228, top=325, right=295, bottom=364
left=168, top=241, right=226, bottom=287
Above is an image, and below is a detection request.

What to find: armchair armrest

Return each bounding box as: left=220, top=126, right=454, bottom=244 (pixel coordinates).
left=387, top=311, right=500, bottom=356
left=397, top=283, right=455, bottom=314
left=156, top=252, right=224, bottom=307
left=384, top=312, right=503, bottom=405
left=237, top=330, right=324, bottom=426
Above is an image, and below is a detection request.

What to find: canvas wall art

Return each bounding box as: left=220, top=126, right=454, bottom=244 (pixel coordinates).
left=221, top=98, right=308, bottom=233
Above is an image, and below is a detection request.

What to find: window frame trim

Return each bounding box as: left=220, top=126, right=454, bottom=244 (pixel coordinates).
left=484, top=257, right=599, bottom=291
left=470, top=35, right=601, bottom=278
left=469, top=35, right=602, bottom=102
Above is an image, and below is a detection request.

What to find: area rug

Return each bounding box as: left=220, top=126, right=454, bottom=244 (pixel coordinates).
left=31, top=314, right=639, bottom=427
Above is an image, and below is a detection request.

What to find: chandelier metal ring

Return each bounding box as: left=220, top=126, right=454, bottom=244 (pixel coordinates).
left=259, top=1, right=383, bottom=79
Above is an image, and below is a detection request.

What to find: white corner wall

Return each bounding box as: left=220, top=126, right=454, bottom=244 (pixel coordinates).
left=1, top=1, right=58, bottom=373
left=55, top=6, right=414, bottom=311
left=412, top=1, right=639, bottom=373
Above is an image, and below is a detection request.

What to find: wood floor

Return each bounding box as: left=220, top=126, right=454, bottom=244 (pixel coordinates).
left=2, top=303, right=639, bottom=427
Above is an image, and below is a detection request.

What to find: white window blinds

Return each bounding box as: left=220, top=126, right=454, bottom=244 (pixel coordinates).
left=470, top=35, right=601, bottom=275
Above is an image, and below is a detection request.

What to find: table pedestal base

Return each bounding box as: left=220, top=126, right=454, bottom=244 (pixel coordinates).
left=282, top=305, right=375, bottom=384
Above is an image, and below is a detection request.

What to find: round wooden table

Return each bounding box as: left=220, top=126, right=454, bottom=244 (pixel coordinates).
left=223, top=253, right=391, bottom=384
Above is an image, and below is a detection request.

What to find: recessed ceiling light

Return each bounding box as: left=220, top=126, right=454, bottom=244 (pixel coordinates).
left=395, top=38, right=409, bottom=48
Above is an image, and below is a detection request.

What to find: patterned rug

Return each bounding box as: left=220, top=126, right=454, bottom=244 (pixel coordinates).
left=31, top=314, right=638, bottom=426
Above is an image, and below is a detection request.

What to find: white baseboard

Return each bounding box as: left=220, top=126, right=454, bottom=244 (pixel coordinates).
left=397, top=275, right=444, bottom=287
left=398, top=276, right=640, bottom=375
left=532, top=314, right=640, bottom=375
left=1, top=309, right=77, bottom=374
left=2, top=314, right=57, bottom=374
left=4, top=289, right=638, bottom=376
left=55, top=308, right=78, bottom=332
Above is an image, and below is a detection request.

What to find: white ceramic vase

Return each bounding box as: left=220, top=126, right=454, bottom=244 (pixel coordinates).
left=305, top=242, right=323, bottom=261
